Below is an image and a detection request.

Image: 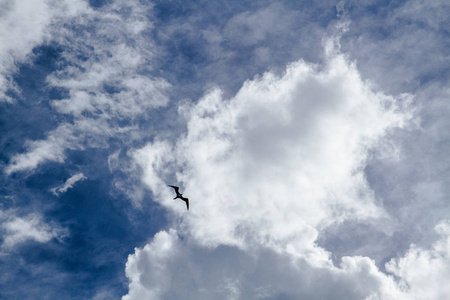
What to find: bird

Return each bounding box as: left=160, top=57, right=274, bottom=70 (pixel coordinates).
left=168, top=185, right=189, bottom=210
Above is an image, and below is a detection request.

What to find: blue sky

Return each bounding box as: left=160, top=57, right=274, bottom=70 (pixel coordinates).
left=1, top=0, right=449, bottom=299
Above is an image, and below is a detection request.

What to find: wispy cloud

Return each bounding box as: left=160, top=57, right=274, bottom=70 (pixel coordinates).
left=5, top=1, right=169, bottom=174
left=340, top=0, right=450, bottom=94
left=50, top=172, right=86, bottom=196
left=0, top=0, right=88, bottom=102
left=1, top=213, right=66, bottom=249
left=0, top=0, right=51, bottom=102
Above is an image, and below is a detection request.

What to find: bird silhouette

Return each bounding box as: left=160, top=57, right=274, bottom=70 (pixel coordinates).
left=168, top=185, right=189, bottom=210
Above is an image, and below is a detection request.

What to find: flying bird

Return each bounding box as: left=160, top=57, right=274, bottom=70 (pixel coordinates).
left=168, top=185, right=189, bottom=210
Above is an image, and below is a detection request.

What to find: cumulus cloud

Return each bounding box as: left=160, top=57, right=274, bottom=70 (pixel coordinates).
left=5, top=0, right=170, bottom=174
left=50, top=172, right=86, bottom=196
left=124, top=41, right=414, bottom=298
left=386, top=219, right=450, bottom=299
left=123, top=230, right=408, bottom=300
left=1, top=213, right=66, bottom=249
left=133, top=49, right=412, bottom=250
left=331, top=1, right=450, bottom=266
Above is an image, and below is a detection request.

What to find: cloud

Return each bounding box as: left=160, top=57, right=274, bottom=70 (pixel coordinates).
left=50, top=172, right=86, bottom=196
left=1, top=213, right=66, bottom=249
left=322, top=2, right=450, bottom=273
left=394, top=0, right=450, bottom=31
left=124, top=40, right=414, bottom=298
left=5, top=0, right=170, bottom=174
left=386, top=219, right=450, bottom=299
left=132, top=46, right=412, bottom=251
left=222, top=3, right=299, bottom=47
left=5, top=124, right=77, bottom=175
left=0, top=0, right=51, bottom=102
left=123, top=229, right=408, bottom=300
left=340, top=1, right=450, bottom=94
left=153, top=1, right=332, bottom=104
left=2, top=1, right=448, bottom=299
left=123, top=222, right=450, bottom=300
left=0, top=0, right=88, bottom=102
left=123, top=230, right=179, bottom=300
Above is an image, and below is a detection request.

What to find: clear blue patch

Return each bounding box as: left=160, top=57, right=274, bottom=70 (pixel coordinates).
left=89, top=0, right=111, bottom=9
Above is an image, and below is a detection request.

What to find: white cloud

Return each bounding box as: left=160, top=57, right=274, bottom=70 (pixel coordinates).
left=123, top=229, right=180, bottom=300
left=0, top=0, right=51, bottom=102
left=133, top=48, right=412, bottom=252
left=386, top=219, right=450, bottom=299
left=5, top=0, right=170, bottom=174
left=125, top=42, right=414, bottom=298
left=123, top=230, right=408, bottom=300
left=125, top=222, right=450, bottom=300
left=50, top=172, right=87, bottom=196
left=0, top=0, right=88, bottom=102
left=1, top=213, right=66, bottom=249
left=6, top=124, right=77, bottom=175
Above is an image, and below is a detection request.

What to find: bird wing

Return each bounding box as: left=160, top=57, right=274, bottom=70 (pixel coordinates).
left=185, top=198, right=189, bottom=210
left=168, top=185, right=179, bottom=193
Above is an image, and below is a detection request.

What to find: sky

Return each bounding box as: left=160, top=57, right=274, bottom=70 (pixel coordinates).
left=0, top=0, right=449, bottom=299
